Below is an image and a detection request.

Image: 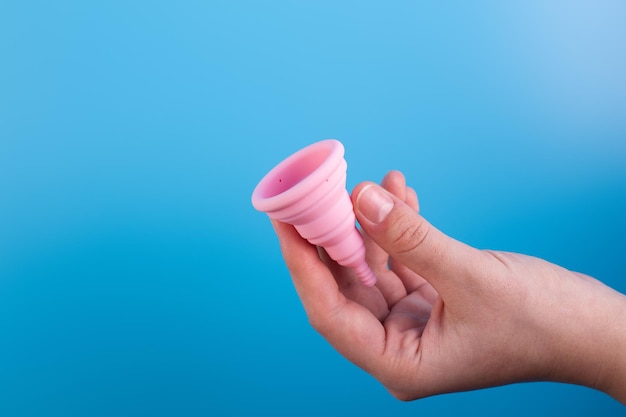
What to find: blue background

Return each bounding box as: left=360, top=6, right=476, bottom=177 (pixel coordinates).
left=1, top=1, right=625, bottom=415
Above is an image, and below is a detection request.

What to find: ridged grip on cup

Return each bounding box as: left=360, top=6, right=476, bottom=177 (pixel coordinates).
left=251, top=139, right=376, bottom=287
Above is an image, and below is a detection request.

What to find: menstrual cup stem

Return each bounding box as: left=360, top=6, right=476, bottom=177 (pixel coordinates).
left=354, top=264, right=377, bottom=287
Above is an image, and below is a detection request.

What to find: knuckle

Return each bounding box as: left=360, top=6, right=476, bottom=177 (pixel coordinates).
left=389, top=390, right=416, bottom=402
left=391, top=217, right=430, bottom=256
left=306, top=302, right=344, bottom=337
left=385, top=383, right=420, bottom=401
left=307, top=312, right=325, bottom=333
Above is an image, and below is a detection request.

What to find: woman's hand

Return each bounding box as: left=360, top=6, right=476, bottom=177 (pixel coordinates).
left=271, top=171, right=626, bottom=403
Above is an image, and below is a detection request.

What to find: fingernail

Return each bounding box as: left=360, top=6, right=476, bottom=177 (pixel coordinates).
left=357, top=185, right=394, bottom=224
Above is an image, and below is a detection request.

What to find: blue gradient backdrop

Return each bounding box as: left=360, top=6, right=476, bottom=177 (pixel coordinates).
left=1, top=1, right=625, bottom=416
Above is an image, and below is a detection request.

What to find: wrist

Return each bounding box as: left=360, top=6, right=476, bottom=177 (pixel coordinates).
left=596, top=289, right=626, bottom=404
left=549, top=276, right=626, bottom=403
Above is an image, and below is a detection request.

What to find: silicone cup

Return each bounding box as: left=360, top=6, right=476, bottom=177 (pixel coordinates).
left=251, top=139, right=377, bottom=287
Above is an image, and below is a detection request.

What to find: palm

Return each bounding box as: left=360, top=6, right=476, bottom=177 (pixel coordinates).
left=316, top=172, right=442, bottom=387
left=318, top=222, right=444, bottom=398
left=331, top=231, right=439, bottom=332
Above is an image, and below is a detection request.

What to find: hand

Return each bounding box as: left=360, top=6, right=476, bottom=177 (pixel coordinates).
left=271, top=170, right=626, bottom=403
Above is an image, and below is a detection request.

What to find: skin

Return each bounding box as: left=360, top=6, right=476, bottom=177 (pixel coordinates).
left=270, top=170, right=626, bottom=403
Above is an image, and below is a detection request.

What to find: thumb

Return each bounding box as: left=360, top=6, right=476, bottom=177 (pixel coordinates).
left=353, top=182, right=484, bottom=296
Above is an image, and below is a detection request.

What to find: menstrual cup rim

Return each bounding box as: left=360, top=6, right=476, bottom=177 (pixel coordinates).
left=251, top=139, right=344, bottom=214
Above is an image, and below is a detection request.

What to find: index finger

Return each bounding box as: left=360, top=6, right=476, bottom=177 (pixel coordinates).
left=271, top=220, right=386, bottom=372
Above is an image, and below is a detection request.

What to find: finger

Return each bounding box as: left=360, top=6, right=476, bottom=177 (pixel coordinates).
left=384, top=179, right=436, bottom=298
left=352, top=183, right=485, bottom=299
left=363, top=171, right=411, bottom=305
left=389, top=257, right=439, bottom=304
left=271, top=219, right=345, bottom=314
left=364, top=170, right=407, bottom=270
left=380, top=170, right=407, bottom=202
left=384, top=291, right=432, bottom=335
left=406, top=186, right=419, bottom=212
left=317, top=247, right=389, bottom=321
left=270, top=220, right=387, bottom=372
left=373, top=172, right=436, bottom=298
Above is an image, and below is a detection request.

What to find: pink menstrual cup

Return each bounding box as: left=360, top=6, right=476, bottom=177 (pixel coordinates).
left=251, top=139, right=376, bottom=287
